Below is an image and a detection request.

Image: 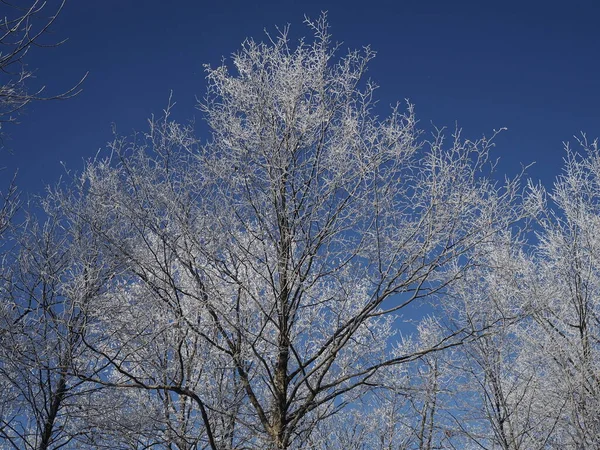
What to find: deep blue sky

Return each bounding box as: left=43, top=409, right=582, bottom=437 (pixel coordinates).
left=3, top=0, right=600, bottom=196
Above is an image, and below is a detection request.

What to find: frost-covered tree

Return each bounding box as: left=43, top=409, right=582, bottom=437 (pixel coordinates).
left=0, top=0, right=85, bottom=127
left=0, top=203, right=103, bottom=449
left=437, top=139, right=600, bottom=450
left=529, top=139, right=600, bottom=449
left=0, top=0, right=86, bottom=256
left=442, top=235, right=561, bottom=450
left=46, top=15, right=528, bottom=449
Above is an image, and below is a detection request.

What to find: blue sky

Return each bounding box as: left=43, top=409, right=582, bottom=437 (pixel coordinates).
left=3, top=0, right=600, bottom=196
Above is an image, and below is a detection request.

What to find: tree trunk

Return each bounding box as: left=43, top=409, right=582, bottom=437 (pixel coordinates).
left=38, top=373, right=67, bottom=450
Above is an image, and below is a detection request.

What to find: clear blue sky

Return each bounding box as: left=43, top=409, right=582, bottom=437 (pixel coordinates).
left=3, top=0, right=600, bottom=196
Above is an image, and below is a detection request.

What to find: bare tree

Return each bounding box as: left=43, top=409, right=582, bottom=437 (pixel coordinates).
left=0, top=0, right=86, bottom=126
left=49, top=15, right=528, bottom=449
left=0, top=0, right=86, bottom=275
left=0, top=196, right=131, bottom=450
left=435, top=231, right=560, bottom=450
left=528, top=138, right=600, bottom=449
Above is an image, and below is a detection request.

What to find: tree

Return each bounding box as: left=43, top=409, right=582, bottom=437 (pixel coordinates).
left=0, top=0, right=87, bottom=248
left=0, top=200, right=105, bottom=450
left=0, top=3, right=92, bottom=442
left=0, top=0, right=85, bottom=127
left=50, top=15, right=527, bottom=449
left=442, top=236, right=561, bottom=450
left=433, top=139, right=600, bottom=450
left=528, top=138, right=600, bottom=449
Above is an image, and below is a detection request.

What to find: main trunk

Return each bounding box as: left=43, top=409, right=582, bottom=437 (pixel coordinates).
left=38, top=373, right=66, bottom=450
left=272, top=170, right=292, bottom=449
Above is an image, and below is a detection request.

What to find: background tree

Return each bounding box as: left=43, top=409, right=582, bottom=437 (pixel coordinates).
left=528, top=139, right=600, bottom=449
left=0, top=0, right=86, bottom=253
left=0, top=0, right=85, bottom=126
left=0, top=198, right=110, bottom=450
